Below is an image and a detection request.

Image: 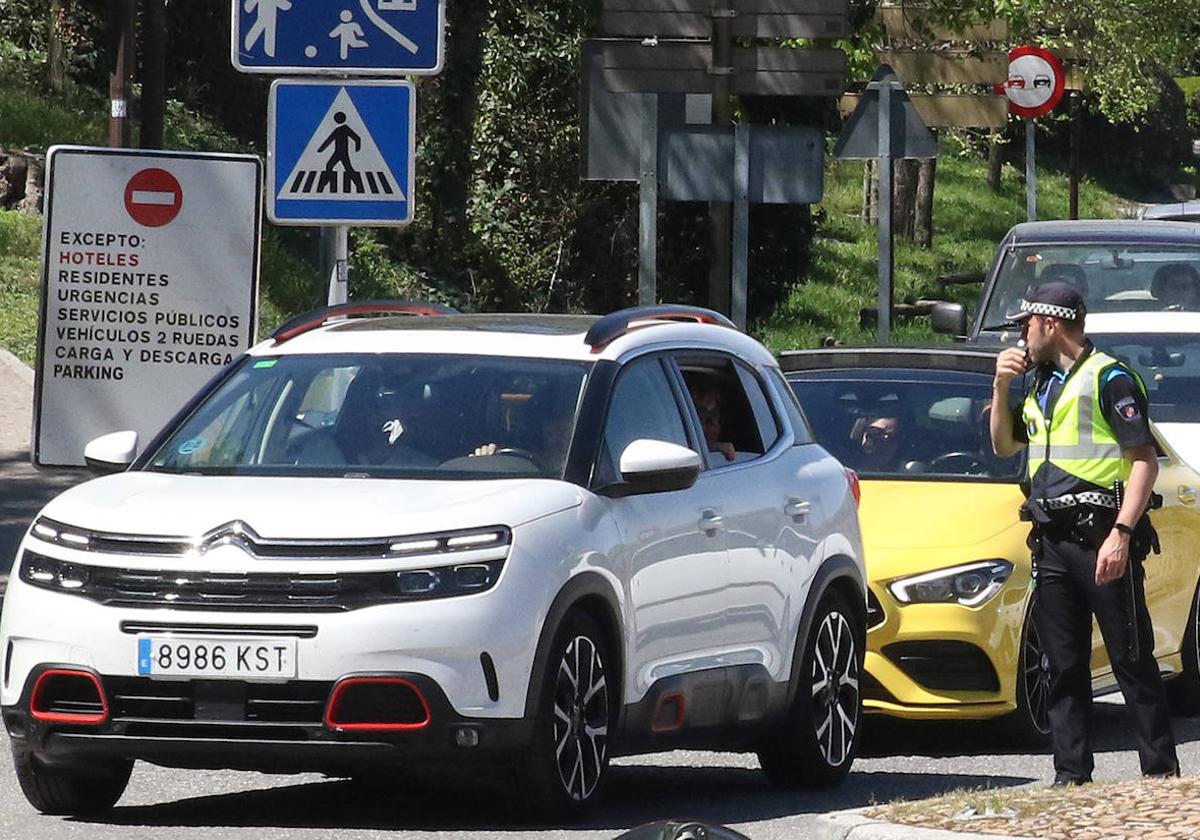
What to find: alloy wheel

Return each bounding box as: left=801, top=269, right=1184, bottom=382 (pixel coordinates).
left=1022, top=617, right=1052, bottom=734
left=809, top=610, right=860, bottom=767
left=552, top=634, right=609, bottom=801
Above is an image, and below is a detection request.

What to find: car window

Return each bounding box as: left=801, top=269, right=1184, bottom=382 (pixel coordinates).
left=146, top=353, right=590, bottom=479
left=677, top=356, right=769, bottom=466
left=1095, top=335, right=1200, bottom=423
left=981, top=244, right=1200, bottom=329
left=735, top=365, right=782, bottom=451
left=595, top=358, right=691, bottom=485
left=767, top=367, right=815, bottom=444
left=788, top=368, right=1023, bottom=481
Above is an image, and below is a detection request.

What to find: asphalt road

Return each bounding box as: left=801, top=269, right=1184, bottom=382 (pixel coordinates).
left=0, top=706, right=1198, bottom=840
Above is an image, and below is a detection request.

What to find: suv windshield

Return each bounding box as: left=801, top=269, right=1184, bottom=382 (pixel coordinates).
left=146, top=354, right=590, bottom=479
left=789, top=369, right=1022, bottom=481
left=980, top=244, right=1200, bottom=330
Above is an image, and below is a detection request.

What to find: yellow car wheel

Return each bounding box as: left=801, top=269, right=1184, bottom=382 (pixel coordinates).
left=1004, top=605, right=1052, bottom=744
left=1169, top=583, right=1200, bottom=715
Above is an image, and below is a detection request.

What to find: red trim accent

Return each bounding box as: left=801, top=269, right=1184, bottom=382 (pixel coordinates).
left=29, top=669, right=109, bottom=725
left=1004, top=45, right=1065, bottom=119
left=844, top=467, right=861, bottom=508
left=272, top=303, right=449, bottom=345
left=650, top=691, right=686, bottom=733
left=323, top=676, right=432, bottom=732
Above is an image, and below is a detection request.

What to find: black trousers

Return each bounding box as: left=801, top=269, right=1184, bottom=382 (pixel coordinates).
left=1034, top=534, right=1178, bottom=781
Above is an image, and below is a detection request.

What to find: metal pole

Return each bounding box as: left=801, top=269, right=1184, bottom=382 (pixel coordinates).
left=107, top=0, right=135, bottom=147
left=707, top=0, right=734, bottom=316
left=731, top=123, right=750, bottom=331
left=1069, top=92, right=1080, bottom=220
left=638, top=94, right=658, bottom=307
left=140, top=0, right=167, bottom=150
left=327, top=226, right=349, bottom=306
left=877, top=82, right=894, bottom=343
left=1025, top=118, right=1037, bottom=223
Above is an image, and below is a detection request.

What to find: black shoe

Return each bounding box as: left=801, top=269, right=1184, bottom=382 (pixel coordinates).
left=1052, top=774, right=1091, bottom=787
left=1143, top=765, right=1180, bottom=780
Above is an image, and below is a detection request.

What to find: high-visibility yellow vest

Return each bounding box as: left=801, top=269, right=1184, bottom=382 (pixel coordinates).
left=1022, top=350, right=1146, bottom=492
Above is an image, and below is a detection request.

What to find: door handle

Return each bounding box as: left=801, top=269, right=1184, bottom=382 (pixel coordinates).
left=784, top=498, right=811, bottom=520
left=699, top=510, right=724, bottom=535
left=1180, top=485, right=1197, bottom=507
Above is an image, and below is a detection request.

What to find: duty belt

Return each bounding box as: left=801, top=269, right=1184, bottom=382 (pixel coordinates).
left=1043, top=491, right=1119, bottom=510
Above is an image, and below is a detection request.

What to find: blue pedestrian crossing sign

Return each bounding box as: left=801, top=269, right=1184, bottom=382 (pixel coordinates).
left=233, top=0, right=444, bottom=76
left=268, top=80, right=415, bottom=226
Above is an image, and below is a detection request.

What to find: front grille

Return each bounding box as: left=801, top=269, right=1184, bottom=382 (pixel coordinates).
left=882, top=641, right=1000, bottom=692
left=119, top=621, right=319, bottom=638
left=105, top=676, right=330, bottom=732
left=85, top=564, right=399, bottom=612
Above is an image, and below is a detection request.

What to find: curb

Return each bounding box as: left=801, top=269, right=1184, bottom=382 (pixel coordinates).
left=0, top=346, right=34, bottom=384
left=812, top=809, right=1037, bottom=840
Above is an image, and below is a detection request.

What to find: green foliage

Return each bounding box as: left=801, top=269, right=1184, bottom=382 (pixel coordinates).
left=755, top=136, right=1118, bottom=352
left=0, top=82, right=106, bottom=150
left=0, top=210, right=44, bottom=364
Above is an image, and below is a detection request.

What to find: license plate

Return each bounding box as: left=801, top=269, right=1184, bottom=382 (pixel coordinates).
left=136, top=637, right=297, bottom=678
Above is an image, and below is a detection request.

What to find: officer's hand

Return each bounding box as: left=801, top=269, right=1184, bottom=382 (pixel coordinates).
left=994, top=347, right=1028, bottom=386
left=1096, top=529, right=1130, bottom=586
left=471, top=443, right=498, bottom=457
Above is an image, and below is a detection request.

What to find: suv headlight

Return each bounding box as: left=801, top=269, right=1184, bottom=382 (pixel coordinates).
left=887, top=560, right=1013, bottom=607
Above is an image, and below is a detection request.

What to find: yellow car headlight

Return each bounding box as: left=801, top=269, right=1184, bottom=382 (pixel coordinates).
left=888, top=560, right=1013, bottom=607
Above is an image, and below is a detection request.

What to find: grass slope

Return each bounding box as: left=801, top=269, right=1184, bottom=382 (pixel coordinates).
left=757, top=136, right=1119, bottom=352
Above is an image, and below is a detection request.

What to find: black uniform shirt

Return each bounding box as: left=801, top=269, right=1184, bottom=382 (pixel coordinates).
left=1011, top=341, right=1155, bottom=451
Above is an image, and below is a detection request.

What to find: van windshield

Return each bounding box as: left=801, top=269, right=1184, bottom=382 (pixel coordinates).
left=979, top=245, right=1200, bottom=332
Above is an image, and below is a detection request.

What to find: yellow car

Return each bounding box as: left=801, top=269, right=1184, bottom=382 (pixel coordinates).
left=782, top=346, right=1200, bottom=739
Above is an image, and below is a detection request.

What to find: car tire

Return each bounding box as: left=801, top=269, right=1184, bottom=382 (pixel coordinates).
left=1004, top=603, right=1052, bottom=744
left=12, top=748, right=132, bottom=816
left=521, top=610, right=614, bottom=822
left=758, top=589, right=863, bottom=789
left=1168, top=582, right=1200, bottom=716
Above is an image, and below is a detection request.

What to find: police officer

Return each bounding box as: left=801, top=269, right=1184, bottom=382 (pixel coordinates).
left=989, top=281, right=1179, bottom=786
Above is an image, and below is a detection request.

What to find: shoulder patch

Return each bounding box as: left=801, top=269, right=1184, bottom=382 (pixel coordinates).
left=1114, top=395, right=1141, bottom=420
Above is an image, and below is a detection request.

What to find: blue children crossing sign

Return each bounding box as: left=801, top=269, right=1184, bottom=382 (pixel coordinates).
left=233, top=0, right=444, bottom=75
left=268, top=80, right=415, bottom=226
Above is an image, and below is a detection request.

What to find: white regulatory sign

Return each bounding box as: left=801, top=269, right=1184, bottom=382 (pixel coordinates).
left=35, top=146, right=263, bottom=467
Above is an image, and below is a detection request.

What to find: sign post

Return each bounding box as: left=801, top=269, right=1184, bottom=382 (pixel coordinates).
left=833, top=65, right=937, bottom=343
left=35, top=147, right=262, bottom=467
left=997, top=46, right=1065, bottom=222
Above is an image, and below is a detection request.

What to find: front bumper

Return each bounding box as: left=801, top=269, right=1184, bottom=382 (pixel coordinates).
left=862, top=579, right=1032, bottom=720
left=3, top=666, right=533, bottom=774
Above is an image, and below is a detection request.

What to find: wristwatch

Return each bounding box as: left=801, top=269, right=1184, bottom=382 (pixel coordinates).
left=1114, top=522, right=1134, bottom=536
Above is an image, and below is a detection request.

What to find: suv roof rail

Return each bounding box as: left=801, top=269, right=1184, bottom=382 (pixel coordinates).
left=271, top=300, right=459, bottom=345
left=584, top=305, right=736, bottom=351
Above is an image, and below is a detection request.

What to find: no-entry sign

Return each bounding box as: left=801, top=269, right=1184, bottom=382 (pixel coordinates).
left=999, top=45, right=1065, bottom=119
left=34, top=147, right=263, bottom=468
left=124, top=168, right=184, bottom=227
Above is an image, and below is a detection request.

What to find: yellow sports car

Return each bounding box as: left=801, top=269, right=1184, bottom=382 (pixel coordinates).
left=782, top=346, right=1200, bottom=739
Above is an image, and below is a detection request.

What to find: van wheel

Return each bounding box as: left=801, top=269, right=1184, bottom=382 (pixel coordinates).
left=522, top=610, right=614, bottom=822
left=758, top=590, right=863, bottom=788
left=12, top=748, right=132, bottom=815
left=1004, top=604, right=1052, bottom=743
left=1169, top=582, right=1200, bottom=716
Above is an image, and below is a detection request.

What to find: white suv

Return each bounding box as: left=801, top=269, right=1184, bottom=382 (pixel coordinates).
left=2, top=303, right=865, bottom=820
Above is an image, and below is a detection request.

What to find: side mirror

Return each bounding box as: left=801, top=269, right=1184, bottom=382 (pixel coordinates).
left=83, top=431, right=139, bottom=476
left=930, top=301, right=967, bottom=336
left=599, top=439, right=702, bottom=497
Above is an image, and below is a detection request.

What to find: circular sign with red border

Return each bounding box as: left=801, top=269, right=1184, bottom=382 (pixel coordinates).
left=124, top=168, right=183, bottom=227
left=999, top=45, right=1065, bottom=119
